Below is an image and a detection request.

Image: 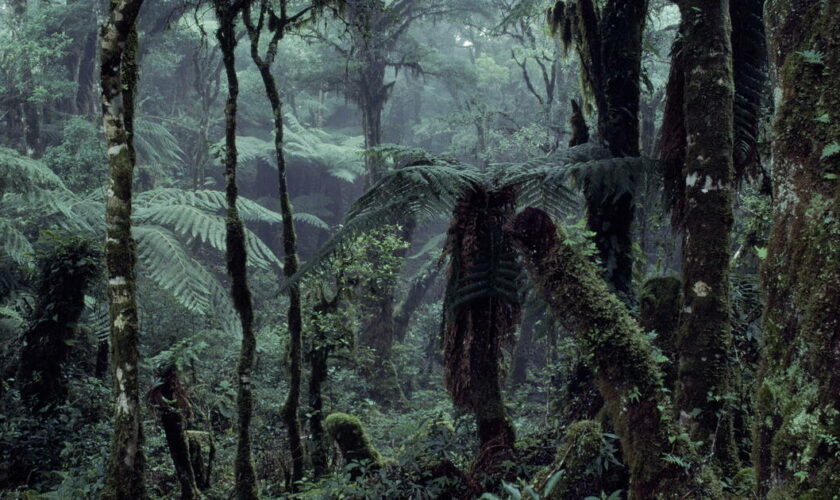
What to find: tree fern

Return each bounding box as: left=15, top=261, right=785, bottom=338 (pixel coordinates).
left=285, top=144, right=627, bottom=287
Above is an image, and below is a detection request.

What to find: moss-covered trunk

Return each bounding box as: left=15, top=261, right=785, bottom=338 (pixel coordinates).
left=100, top=0, right=146, bottom=497
left=242, top=3, right=305, bottom=486
left=754, top=1, right=840, bottom=496
left=506, top=207, right=722, bottom=499
left=151, top=366, right=200, bottom=500
left=673, top=0, right=738, bottom=474
left=214, top=3, right=259, bottom=498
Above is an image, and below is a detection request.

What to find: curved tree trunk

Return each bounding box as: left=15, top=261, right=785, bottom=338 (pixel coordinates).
left=754, top=1, right=840, bottom=496
left=673, top=0, right=738, bottom=475
left=100, top=0, right=146, bottom=497
left=214, top=3, right=259, bottom=498
left=506, top=207, right=722, bottom=499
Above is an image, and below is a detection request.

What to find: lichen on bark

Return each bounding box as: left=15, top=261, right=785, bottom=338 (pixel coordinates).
left=672, top=0, right=739, bottom=476
left=99, top=1, right=146, bottom=496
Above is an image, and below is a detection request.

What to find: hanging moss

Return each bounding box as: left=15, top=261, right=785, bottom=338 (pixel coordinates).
left=324, top=412, right=381, bottom=471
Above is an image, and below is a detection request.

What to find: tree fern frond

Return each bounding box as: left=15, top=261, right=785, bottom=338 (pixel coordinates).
left=0, top=147, right=68, bottom=193
left=134, top=203, right=281, bottom=270
left=134, top=225, right=215, bottom=314
left=731, top=0, right=768, bottom=177
left=293, top=212, right=330, bottom=230
left=134, top=118, right=186, bottom=168
left=0, top=218, right=35, bottom=268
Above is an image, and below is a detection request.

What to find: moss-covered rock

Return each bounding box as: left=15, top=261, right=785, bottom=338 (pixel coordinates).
left=324, top=413, right=381, bottom=467
left=534, top=420, right=604, bottom=499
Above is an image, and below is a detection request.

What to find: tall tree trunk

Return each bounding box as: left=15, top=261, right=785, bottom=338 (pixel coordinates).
left=673, top=0, right=738, bottom=475
left=565, top=0, right=648, bottom=295
left=100, top=0, right=146, bottom=497
left=506, top=207, right=722, bottom=499
left=242, top=2, right=305, bottom=486
left=754, top=1, right=840, bottom=496
left=214, top=3, right=259, bottom=498
left=307, top=292, right=335, bottom=477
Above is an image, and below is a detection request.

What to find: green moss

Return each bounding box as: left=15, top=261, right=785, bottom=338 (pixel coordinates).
left=755, top=2, right=840, bottom=497
left=324, top=413, right=381, bottom=467
left=186, top=431, right=215, bottom=490
left=535, top=420, right=604, bottom=499
left=506, top=208, right=723, bottom=499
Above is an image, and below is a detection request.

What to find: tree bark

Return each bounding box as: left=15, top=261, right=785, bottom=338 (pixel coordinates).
left=100, top=0, right=146, bottom=497
left=213, top=2, right=259, bottom=498
left=673, top=0, right=738, bottom=475
left=506, top=207, right=722, bottom=499
left=754, top=1, right=840, bottom=496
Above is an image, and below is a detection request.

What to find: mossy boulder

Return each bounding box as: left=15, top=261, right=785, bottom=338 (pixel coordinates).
left=534, top=420, right=604, bottom=499
left=324, top=413, right=381, bottom=467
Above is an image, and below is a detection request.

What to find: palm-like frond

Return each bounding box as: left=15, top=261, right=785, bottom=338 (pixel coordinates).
left=0, top=147, right=67, bottom=193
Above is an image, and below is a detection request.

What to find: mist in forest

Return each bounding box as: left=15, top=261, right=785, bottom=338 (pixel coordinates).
left=1, top=0, right=838, bottom=499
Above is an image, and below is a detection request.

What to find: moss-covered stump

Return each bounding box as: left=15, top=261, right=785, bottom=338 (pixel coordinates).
left=533, top=420, right=603, bottom=499
left=639, top=276, right=681, bottom=390
left=185, top=431, right=215, bottom=491
left=324, top=413, right=381, bottom=475
left=505, top=207, right=723, bottom=499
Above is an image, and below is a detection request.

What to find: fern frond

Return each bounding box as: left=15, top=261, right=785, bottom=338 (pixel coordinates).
left=293, top=212, right=330, bottom=230
left=0, top=218, right=34, bottom=268
left=134, top=203, right=281, bottom=270
left=0, top=147, right=67, bottom=193
left=134, top=118, right=186, bottom=168
left=730, top=0, right=768, bottom=177
left=134, top=225, right=215, bottom=314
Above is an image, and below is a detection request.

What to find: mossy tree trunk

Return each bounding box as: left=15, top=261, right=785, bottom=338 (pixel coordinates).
left=754, top=1, right=840, bottom=496
left=149, top=366, right=200, bottom=500
left=100, top=0, right=146, bottom=497
left=672, top=0, right=739, bottom=475
left=639, top=276, right=681, bottom=391
left=242, top=1, right=310, bottom=487
left=213, top=2, right=259, bottom=499
left=506, top=207, right=722, bottom=499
